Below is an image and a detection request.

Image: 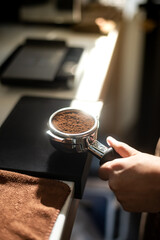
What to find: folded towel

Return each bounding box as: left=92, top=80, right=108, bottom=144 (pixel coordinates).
left=0, top=170, right=71, bottom=240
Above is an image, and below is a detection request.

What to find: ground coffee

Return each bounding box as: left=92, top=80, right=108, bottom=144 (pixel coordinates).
left=52, top=109, right=95, bottom=134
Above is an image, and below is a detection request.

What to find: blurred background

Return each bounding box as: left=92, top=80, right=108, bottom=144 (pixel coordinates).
left=0, top=0, right=160, bottom=239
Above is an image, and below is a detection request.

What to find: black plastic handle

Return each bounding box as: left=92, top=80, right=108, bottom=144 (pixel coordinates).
left=100, top=147, right=121, bottom=165
left=87, top=139, right=121, bottom=165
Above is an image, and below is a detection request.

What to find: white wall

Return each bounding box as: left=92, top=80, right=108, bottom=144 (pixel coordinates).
left=102, top=10, right=146, bottom=137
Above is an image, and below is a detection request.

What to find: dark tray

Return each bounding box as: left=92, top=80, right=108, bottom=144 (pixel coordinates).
left=0, top=96, right=92, bottom=198
left=0, top=39, right=84, bottom=89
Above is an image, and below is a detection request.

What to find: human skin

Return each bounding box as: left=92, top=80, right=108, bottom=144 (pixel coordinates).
left=98, top=136, right=160, bottom=212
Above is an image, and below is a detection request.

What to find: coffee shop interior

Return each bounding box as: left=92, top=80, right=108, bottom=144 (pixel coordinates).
left=0, top=0, right=160, bottom=239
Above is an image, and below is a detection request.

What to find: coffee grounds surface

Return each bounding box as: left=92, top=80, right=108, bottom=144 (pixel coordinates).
left=52, top=110, right=95, bottom=134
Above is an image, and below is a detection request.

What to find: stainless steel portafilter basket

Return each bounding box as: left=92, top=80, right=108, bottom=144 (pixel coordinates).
left=46, top=107, right=120, bottom=165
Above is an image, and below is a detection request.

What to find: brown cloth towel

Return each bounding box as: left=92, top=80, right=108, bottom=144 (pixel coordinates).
left=0, top=170, right=71, bottom=240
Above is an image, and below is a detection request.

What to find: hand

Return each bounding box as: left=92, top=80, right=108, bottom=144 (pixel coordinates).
left=99, top=136, right=160, bottom=212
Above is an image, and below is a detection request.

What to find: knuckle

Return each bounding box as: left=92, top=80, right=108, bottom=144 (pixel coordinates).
left=121, top=203, right=129, bottom=212
left=108, top=178, right=118, bottom=192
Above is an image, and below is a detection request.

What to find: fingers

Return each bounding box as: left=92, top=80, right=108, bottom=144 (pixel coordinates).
left=99, top=137, right=139, bottom=181
left=98, top=157, right=125, bottom=181
left=98, top=161, right=112, bottom=181
left=107, top=136, right=139, bottom=158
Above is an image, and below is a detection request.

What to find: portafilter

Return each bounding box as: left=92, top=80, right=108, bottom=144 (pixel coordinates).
left=46, top=107, right=121, bottom=165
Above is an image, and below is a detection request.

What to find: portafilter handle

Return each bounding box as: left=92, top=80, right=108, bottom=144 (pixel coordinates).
left=87, top=139, right=121, bottom=165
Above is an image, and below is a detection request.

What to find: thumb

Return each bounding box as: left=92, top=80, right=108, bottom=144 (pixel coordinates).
left=107, top=136, right=139, bottom=158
